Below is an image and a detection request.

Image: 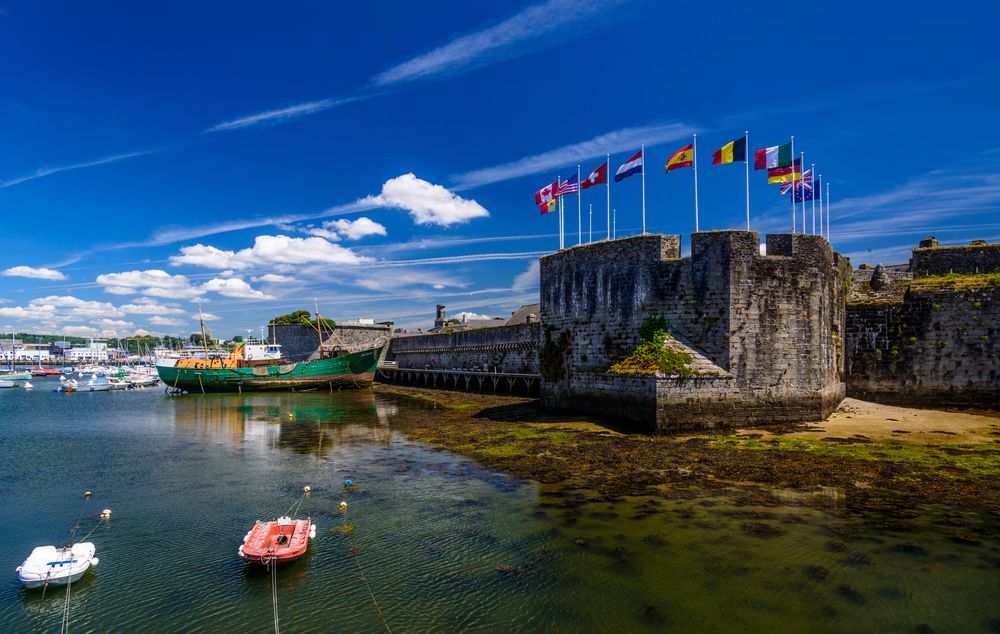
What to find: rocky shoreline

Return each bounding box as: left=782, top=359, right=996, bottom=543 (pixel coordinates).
left=375, top=384, right=1000, bottom=516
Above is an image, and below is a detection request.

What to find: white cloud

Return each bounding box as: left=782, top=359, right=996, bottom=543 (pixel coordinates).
left=1, top=266, right=67, bottom=280
left=170, top=235, right=372, bottom=270
left=96, top=319, right=134, bottom=329
left=363, top=174, right=489, bottom=227
left=195, top=312, right=221, bottom=321
left=205, top=96, right=364, bottom=132
left=30, top=296, right=125, bottom=319
left=0, top=149, right=159, bottom=189
left=307, top=217, right=387, bottom=241
left=201, top=277, right=273, bottom=300
left=120, top=298, right=186, bottom=315
left=452, top=122, right=695, bottom=189
left=252, top=273, right=296, bottom=284
left=0, top=295, right=127, bottom=331
left=350, top=268, right=467, bottom=292
left=148, top=316, right=186, bottom=326
left=372, top=0, right=636, bottom=86
left=453, top=311, right=494, bottom=322
left=61, top=325, right=99, bottom=337
left=513, top=260, right=540, bottom=290
left=96, top=269, right=204, bottom=298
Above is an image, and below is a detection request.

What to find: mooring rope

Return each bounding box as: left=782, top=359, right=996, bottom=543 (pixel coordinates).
left=283, top=493, right=305, bottom=518
left=58, top=556, right=73, bottom=634
left=269, top=558, right=280, bottom=634
left=343, top=508, right=392, bottom=633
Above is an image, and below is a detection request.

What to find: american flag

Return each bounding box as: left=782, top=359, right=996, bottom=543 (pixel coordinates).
left=557, top=173, right=579, bottom=196
left=779, top=168, right=813, bottom=195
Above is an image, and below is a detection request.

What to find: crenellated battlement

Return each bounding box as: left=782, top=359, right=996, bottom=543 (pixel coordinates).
left=539, top=231, right=849, bottom=433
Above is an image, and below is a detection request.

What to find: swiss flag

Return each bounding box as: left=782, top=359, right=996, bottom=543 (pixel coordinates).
left=535, top=181, right=558, bottom=204
left=581, top=162, right=608, bottom=189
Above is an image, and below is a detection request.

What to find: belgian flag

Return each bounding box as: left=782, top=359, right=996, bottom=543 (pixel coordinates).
left=711, top=136, right=747, bottom=165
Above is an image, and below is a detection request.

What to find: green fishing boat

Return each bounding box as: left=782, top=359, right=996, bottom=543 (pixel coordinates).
left=157, top=307, right=383, bottom=393
left=157, top=346, right=381, bottom=393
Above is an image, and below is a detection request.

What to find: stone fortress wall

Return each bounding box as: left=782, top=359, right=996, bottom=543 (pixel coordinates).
left=385, top=323, right=541, bottom=374
left=845, top=238, right=999, bottom=408
left=538, top=232, right=850, bottom=433
left=269, top=322, right=392, bottom=362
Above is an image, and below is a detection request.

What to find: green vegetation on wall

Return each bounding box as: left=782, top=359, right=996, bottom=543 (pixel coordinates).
left=608, top=317, right=696, bottom=377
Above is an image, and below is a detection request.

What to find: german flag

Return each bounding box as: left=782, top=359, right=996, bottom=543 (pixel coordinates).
left=767, top=158, right=802, bottom=184
left=711, top=136, right=747, bottom=165
left=665, top=144, right=694, bottom=173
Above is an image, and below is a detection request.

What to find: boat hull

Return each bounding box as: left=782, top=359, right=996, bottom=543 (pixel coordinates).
left=239, top=518, right=315, bottom=565
left=17, top=543, right=98, bottom=589
left=157, top=347, right=380, bottom=393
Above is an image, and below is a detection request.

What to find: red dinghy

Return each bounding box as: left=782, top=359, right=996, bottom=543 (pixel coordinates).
left=239, top=516, right=316, bottom=565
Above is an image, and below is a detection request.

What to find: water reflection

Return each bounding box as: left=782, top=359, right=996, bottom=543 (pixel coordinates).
left=168, top=392, right=395, bottom=453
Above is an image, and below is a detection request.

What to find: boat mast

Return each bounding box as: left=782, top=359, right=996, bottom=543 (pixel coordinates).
left=313, top=298, right=325, bottom=356
left=198, top=302, right=209, bottom=361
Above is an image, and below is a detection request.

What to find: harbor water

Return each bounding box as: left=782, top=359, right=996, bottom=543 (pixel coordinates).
left=1, top=379, right=998, bottom=632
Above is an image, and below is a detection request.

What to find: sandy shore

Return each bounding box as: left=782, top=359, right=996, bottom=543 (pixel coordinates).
left=737, top=397, right=1000, bottom=445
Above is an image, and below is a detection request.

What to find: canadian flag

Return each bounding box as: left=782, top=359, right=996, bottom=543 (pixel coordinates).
left=535, top=181, right=558, bottom=204
left=581, top=162, right=608, bottom=189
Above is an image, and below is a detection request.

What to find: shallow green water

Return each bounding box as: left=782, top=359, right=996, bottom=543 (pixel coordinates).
left=1, top=380, right=998, bottom=633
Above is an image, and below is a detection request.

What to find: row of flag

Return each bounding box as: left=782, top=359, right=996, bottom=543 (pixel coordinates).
left=534, top=133, right=830, bottom=242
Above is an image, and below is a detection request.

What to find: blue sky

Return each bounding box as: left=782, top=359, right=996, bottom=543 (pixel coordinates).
left=1, top=0, right=998, bottom=339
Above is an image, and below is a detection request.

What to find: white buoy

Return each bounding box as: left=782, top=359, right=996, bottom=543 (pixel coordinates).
left=100, top=509, right=112, bottom=519
left=338, top=501, right=348, bottom=510
left=84, top=491, right=92, bottom=497
left=23, top=381, right=33, bottom=390
left=303, top=485, right=312, bottom=493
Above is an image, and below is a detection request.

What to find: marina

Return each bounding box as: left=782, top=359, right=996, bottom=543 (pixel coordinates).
left=1, top=381, right=998, bottom=632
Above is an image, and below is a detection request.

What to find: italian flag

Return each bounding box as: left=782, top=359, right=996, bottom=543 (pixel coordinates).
left=754, top=142, right=792, bottom=170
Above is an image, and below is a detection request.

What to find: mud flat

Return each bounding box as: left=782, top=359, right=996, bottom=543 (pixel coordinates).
left=375, top=384, right=1000, bottom=513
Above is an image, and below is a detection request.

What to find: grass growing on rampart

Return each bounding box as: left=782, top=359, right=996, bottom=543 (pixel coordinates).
left=608, top=317, right=696, bottom=377
left=911, top=272, right=1000, bottom=291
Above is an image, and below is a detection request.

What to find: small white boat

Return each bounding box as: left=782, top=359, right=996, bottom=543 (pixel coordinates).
left=16, top=542, right=99, bottom=589
left=0, top=379, right=18, bottom=389
left=76, top=376, right=112, bottom=392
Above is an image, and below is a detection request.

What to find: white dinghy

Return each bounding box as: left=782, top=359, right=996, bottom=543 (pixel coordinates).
left=16, top=542, right=99, bottom=589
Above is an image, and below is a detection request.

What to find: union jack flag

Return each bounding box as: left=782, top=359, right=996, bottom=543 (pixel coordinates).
left=557, top=173, right=579, bottom=196
left=779, top=168, right=813, bottom=195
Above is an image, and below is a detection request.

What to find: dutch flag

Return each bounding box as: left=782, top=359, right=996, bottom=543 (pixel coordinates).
left=615, top=150, right=643, bottom=182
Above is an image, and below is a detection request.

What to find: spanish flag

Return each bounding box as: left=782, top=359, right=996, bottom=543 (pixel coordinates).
left=767, top=158, right=802, bottom=184
left=665, top=144, right=694, bottom=173
left=711, top=136, right=747, bottom=165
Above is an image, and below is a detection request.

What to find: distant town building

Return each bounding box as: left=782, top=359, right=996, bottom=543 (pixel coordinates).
left=428, top=304, right=506, bottom=333
left=65, top=340, right=110, bottom=362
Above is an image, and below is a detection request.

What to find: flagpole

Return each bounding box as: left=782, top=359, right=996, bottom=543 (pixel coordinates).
left=577, top=164, right=582, bottom=245
left=606, top=153, right=611, bottom=241
left=613, top=208, right=617, bottom=239
left=693, top=134, right=700, bottom=233
left=800, top=152, right=806, bottom=235
left=744, top=130, right=750, bottom=231
left=811, top=162, right=816, bottom=235
left=818, top=173, right=824, bottom=240
left=826, top=182, right=831, bottom=242
left=790, top=136, right=796, bottom=233
left=589, top=203, right=593, bottom=244
left=640, top=144, right=647, bottom=235
left=557, top=174, right=564, bottom=250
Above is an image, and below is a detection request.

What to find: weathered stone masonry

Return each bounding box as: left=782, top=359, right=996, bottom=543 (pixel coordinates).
left=540, top=232, right=850, bottom=433
left=386, top=323, right=541, bottom=374
left=845, top=239, right=999, bottom=408
left=269, top=322, right=392, bottom=361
